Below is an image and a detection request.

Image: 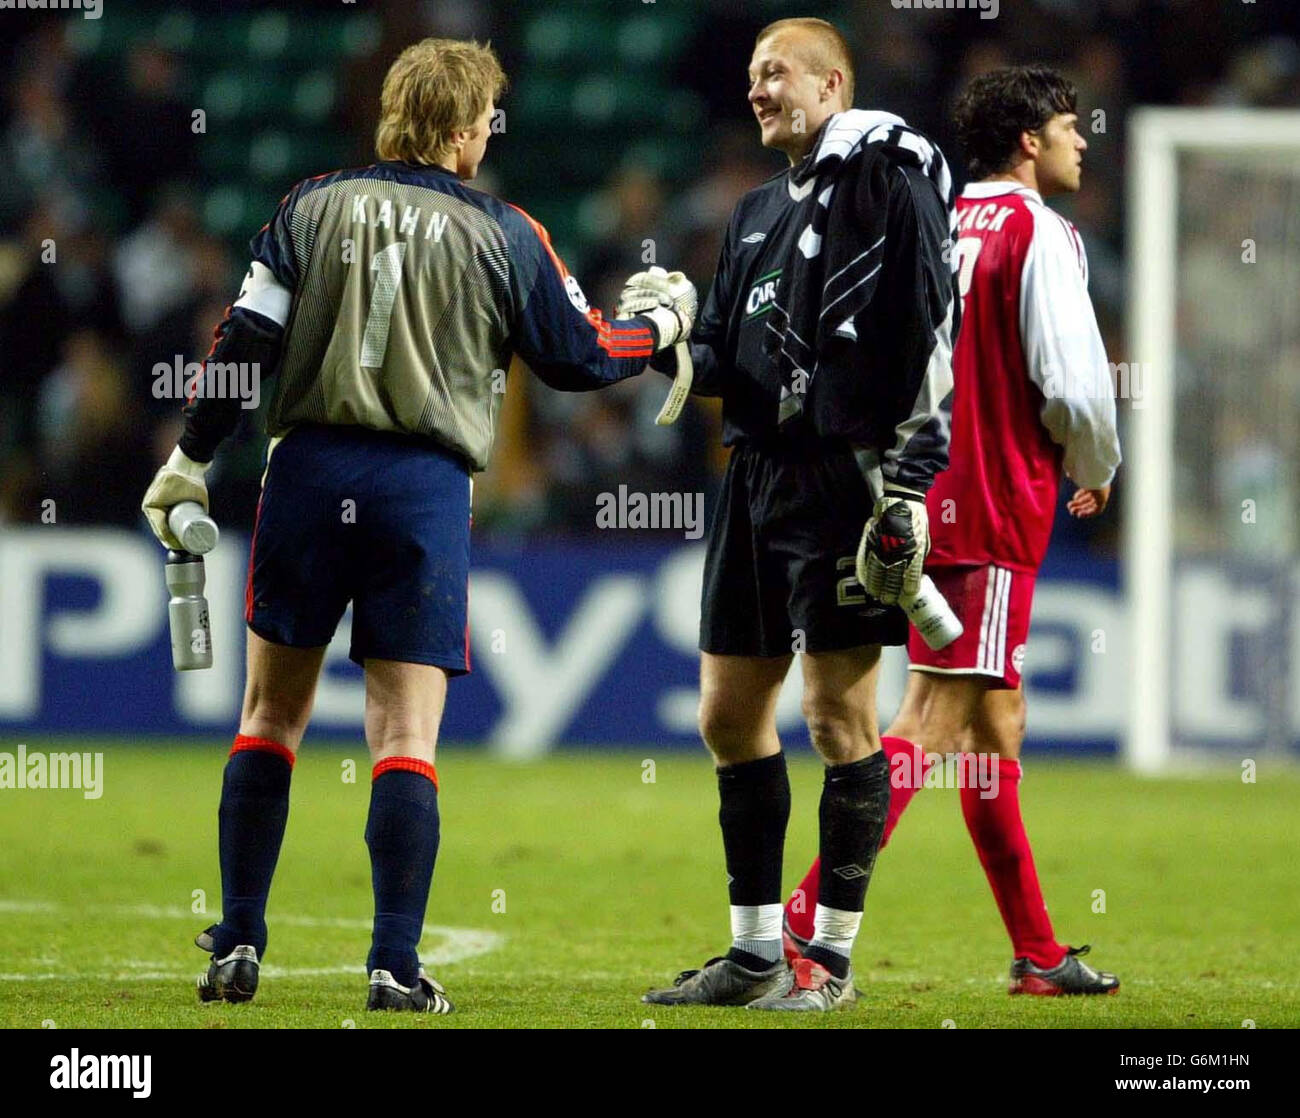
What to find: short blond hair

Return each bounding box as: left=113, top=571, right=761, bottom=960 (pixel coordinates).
left=756, top=18, right=854, bottom=107
left=375, top=38, right=507, bottom=165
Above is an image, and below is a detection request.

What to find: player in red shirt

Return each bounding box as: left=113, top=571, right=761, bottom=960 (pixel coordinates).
left=783, top=66, right=1122, bottom=995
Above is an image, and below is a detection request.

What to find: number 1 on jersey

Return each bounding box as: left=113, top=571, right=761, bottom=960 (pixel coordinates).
left=360, top=242, right=407, bottom=368
left=952, top=236, right=982, bottom=318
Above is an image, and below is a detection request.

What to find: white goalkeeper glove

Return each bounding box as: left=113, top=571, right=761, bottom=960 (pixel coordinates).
left=617, top=266, right=698, bottom=349
left=142, top=445, right=212, bottom=550
left=857, top=487, right=930, bottom=606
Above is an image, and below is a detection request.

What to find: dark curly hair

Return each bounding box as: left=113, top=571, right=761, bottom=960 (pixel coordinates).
left=954, top=66, right=1078, bottom=180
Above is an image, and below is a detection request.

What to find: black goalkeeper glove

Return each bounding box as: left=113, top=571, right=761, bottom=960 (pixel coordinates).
left=856, top=487, right=930, bottom=605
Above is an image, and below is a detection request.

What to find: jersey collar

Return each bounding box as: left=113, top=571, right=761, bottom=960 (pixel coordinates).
left=961, top=180, right=1042, bottom=204
left=380, top=159, right=457, bottom=176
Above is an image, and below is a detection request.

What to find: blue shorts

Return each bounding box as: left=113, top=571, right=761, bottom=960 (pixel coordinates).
left=245, top=424, right=472, bottom=674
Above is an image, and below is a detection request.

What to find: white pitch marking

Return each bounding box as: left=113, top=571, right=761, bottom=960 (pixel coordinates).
left=0, top=900, right=505, bottom=981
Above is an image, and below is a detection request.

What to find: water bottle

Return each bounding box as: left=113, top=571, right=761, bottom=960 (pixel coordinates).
left=168, top=501, right=220, bottom=554
left=900, top=575, right=964, bottom=651
left=166, top=550, right=213, bottom=671
left=164, top=502, right=219, bottom=672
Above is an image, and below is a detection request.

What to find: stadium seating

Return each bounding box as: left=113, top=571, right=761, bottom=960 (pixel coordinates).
left=59, top=1, right=820, bottom=273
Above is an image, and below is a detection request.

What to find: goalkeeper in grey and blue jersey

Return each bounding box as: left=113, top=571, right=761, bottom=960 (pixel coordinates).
left=140, top=38, right=697, bottom=1014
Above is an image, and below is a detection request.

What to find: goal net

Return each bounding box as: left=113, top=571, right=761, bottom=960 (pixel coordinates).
left=1126, top=108, right=1300, bottom=772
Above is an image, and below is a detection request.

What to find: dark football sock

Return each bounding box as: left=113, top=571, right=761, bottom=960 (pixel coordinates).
left=717, top=752, right=790, bottom=969
left=784, top=738, right=931, bottom=944
left=366, top=761, right=440, bottom=988
left=804, top=751, right=890, bottom=979
left=214, top=737, right=294, bottom=959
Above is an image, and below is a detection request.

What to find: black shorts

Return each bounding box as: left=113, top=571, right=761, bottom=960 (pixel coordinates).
left=700, top=441, right=908, bottom=657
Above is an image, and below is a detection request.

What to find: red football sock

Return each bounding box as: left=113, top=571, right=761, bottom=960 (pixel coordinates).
left=785, top=858, right=821, bottom=943
left=784, top=736, right=929, bottom=943
left=960, top=757, right=1065, bottom=969
left=878, top=736, right=932, bottom=852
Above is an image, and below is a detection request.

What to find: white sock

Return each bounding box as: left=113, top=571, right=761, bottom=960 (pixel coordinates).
left=730, top=903, right=783, bottom=965
left=808, top=903, right=862, bottom=961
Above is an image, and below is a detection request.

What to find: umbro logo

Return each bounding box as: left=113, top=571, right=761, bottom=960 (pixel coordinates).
left=741, top=232, right=766, bottom=244
left=832, top=863, right=868, bottom=881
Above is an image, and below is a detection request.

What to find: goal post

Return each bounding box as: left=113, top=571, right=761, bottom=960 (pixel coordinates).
left=1125, top=108, right=1300, bottom=773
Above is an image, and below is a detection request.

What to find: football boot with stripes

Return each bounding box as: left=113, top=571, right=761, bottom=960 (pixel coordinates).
left=366, top=967, right=454, bottom=1013
left=195, top=925, right=259, bottom=1004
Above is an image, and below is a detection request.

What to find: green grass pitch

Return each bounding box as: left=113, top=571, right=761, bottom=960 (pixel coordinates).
left=1, top=740, right=1297, bottom=1028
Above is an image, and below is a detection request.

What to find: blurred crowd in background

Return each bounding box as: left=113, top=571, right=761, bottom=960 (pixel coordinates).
left=1, top=0, right=1297, bottom=552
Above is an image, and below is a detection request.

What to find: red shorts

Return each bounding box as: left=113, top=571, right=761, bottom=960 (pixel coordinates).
left=907, top=563, right=1036, bottom=689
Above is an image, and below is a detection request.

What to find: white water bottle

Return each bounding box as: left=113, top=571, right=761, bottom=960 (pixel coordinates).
left=900, top=575, right=963, bottom=651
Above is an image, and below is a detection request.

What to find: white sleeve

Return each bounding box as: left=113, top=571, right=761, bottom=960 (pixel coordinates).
left=233, top=261, right=292, bottom=327
left=1019, top=209, right=1121, bottom=488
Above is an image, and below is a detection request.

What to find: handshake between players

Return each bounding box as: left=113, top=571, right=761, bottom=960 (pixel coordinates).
left=132, top=20, right=1002, bottom=1019
left=617, top=266, right=928, bottom=610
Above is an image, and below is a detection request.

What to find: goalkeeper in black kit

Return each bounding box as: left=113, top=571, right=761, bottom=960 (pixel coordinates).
left=628, top=17, right=959, bottom=1011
